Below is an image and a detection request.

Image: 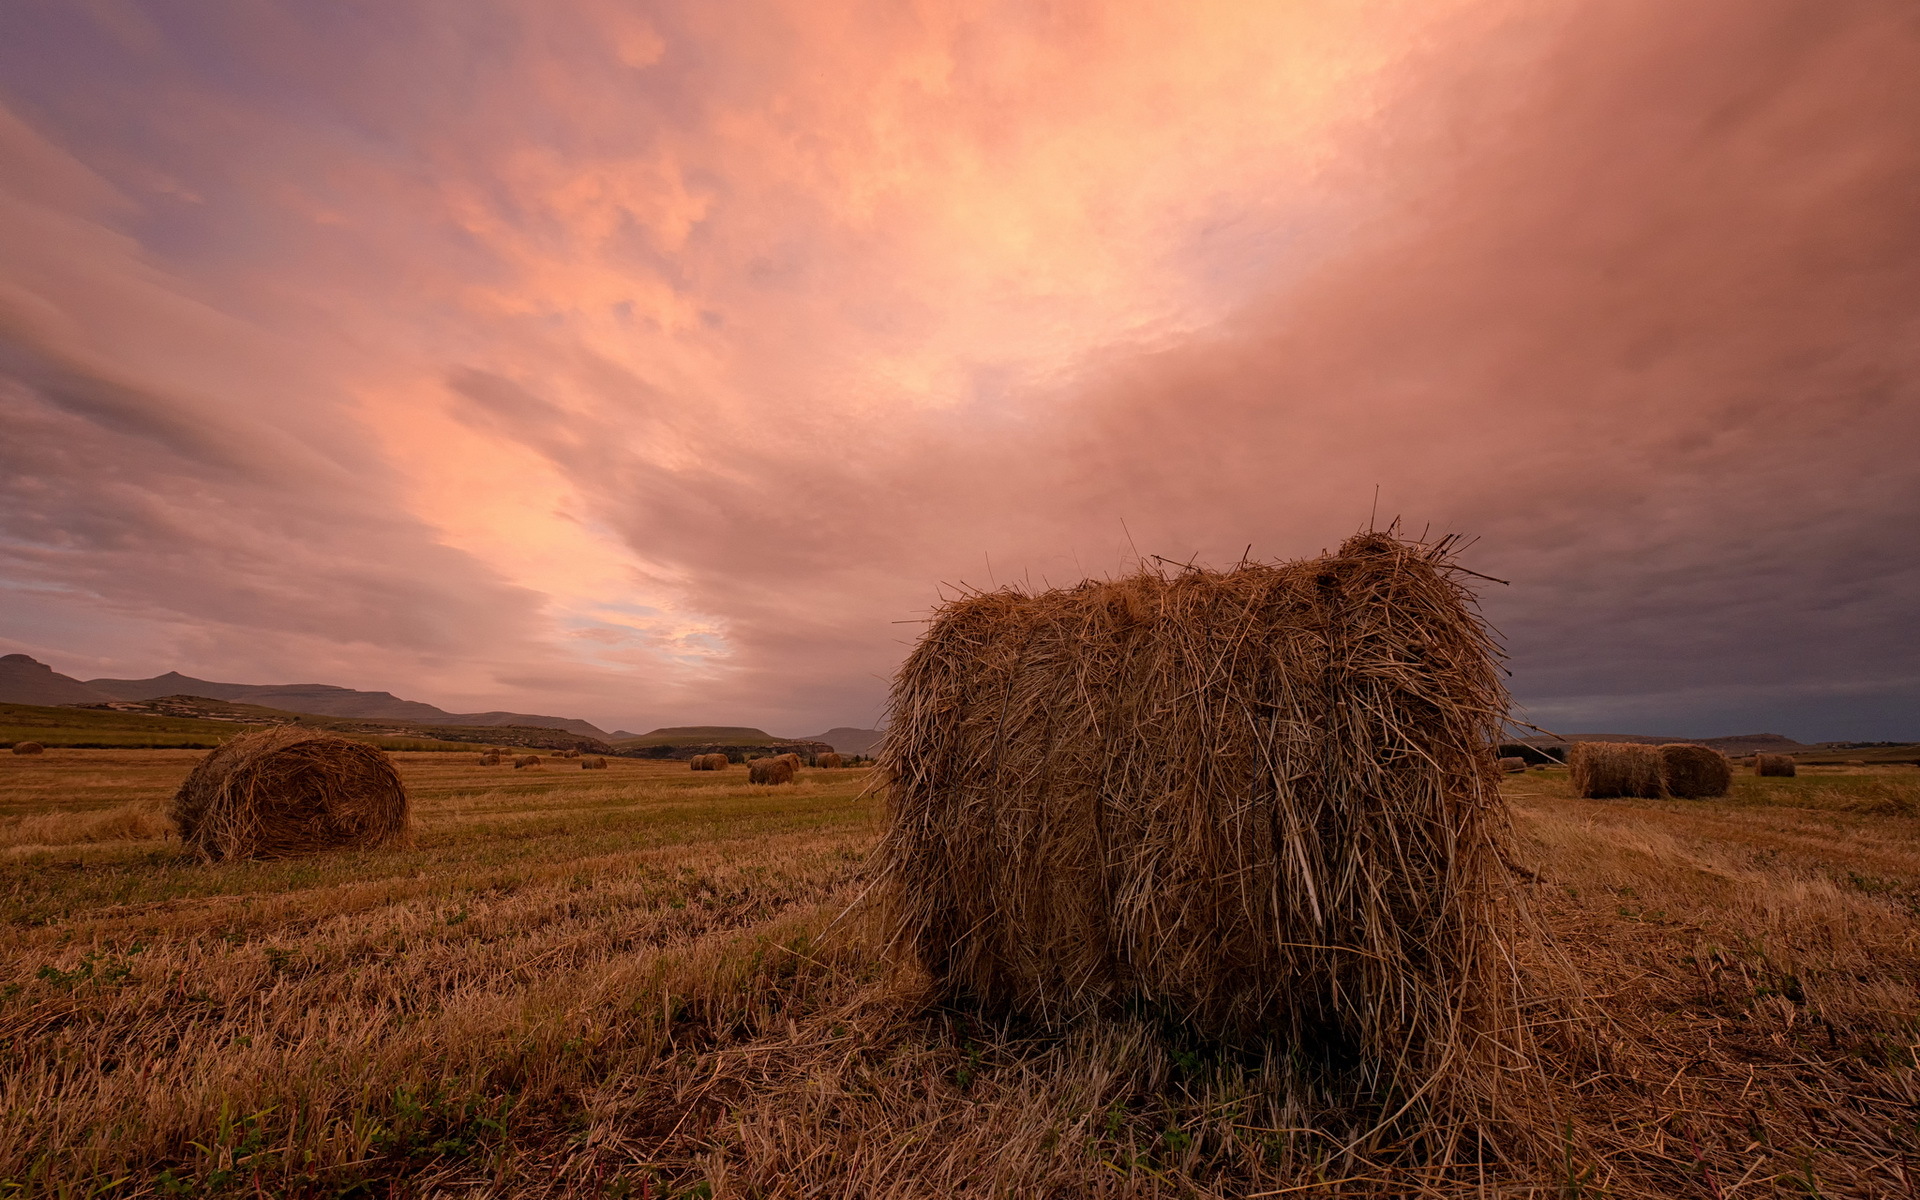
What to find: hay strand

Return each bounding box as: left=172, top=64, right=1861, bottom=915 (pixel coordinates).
left=1659, top=743, right=1732, bottom=798
left=168, top=726, right=408, bottom=861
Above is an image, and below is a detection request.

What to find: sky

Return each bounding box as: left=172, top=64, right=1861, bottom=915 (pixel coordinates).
left=1, top=0, right=1915, bottom=740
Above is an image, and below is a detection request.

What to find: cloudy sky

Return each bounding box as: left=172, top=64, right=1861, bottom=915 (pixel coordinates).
left=1, top=0, right=1915, bottom=740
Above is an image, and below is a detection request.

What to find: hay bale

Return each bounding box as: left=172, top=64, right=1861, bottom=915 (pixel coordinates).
left=563, top=749, right=581, bottom=759
left=1660, top=743, right=1731, bottom=798
left=11, top=741, right=45, bottom=755
left=818, top=751, right=844, bottom=769
left=581, top=756, right=607, bottom=769
left=1755, top=753, right=1797, bottom=777
left=690, top=753, right=725, bottom=771
left=514, top=755, right=542, bottom=769
left=879, top=533, right=1517, bottom=1111
left=169, top=726, right=408, bottom=861
left=1568, top=742, right=1665, bottom=799
left=478, top=752, right=501, bottom=765
left=749, top=756, right=796, bottom=785
left=1496, top=756, right=1527, bottom=773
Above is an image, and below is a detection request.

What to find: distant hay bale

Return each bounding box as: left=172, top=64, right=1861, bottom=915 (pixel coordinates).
left=879, top=533, right=1519, bottom=1118
left=514, top=755, right=542, bottom=769
left=1568, top=742, right=1665, bottom=799
left=818, top=751, right=844, bottom=769
left=11, top=742, right=45, bottom=756
left=1755, top=753, right=1797, bottom=777
left=563, top=749, right=581, bottom=759
left=749, top=756, right=796, bottom=785
left=1660, top=743, right=1732, bottom=798
left=1846, top=759, right=1867, bottom=766
left=478, top=752, right=501, bottom=765
left=1496, top=756, right=1527, bottom=773
left=168, top=726, right=408, bottom=861
left=690, top=753, right=728, bottom=771
left=581, top=756, right=607, bottom=769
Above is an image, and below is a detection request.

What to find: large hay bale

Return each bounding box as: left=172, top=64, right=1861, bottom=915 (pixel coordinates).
left=581, top=756, right=607, bottom=769
left=1755, top=753, right=1797, bottom=777
left=1496, top=756, right=1527, bottom=773
left=880, top=533, right=1517, bottom=1109
left=1568, top=742, right=1665, bottom=799
left=749, top=756, right=796, bottom=785
left=818, top=751, right=844, bottom=769
left=11, top=741, right=45, bottom=755
left=169, top=726, right=408, bottom=861
left=1660, top=743, right=1732, bottom=798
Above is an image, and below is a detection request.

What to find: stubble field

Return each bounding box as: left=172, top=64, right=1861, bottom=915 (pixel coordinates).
left=3, top=751, right=1919, bottom=1197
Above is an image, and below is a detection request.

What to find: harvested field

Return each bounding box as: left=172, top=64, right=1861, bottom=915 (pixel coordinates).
left=2, top=751, right=1920, bottom=1196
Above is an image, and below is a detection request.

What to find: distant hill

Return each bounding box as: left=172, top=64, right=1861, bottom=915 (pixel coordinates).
left=615, top=726, right=784, bottom=749
left=84, top=668, right=607, bottom=739
left=0, top=700, right=482, bottom=751
left=1516, top=732, right=1814, bottom=756
left=0, top=654, right=113, bottom=706
left=804, top=727, right=885, bottom=755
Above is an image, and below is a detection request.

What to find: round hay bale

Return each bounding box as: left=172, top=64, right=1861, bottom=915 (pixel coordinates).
left=1659, top=743, right=1731, bottom=798
left=689, top=753, right=720, bottom=771
left=1495, top=756, right=1526, bottom=773
left=581, top=756, right=607, bottom=769
left=563, top=749, right=581, bottom=759
left=514, top=755, right=542, bottom=769
left=880, top=533, right=1522, bottom=1122
left=1846, top=759, right=1867, bottom=766
left=1754, top=753, right=1797, bottom=777
left=478, top=752, right=501, bottom=765
left=818, top=751, right=844, bottom=769
left=168, top=726, right=408, bottom=861
left=11, top=741, right=46, bottom=756
left=749, top=756, right=796, bottom=785
left=1568, top=741, right=1665, bottom=799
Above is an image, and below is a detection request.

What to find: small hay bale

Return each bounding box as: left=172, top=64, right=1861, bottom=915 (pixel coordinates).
left=1755, top=753, right=1797, bottom=777
left=169, top=726, right=408, bottom=861
left=563, top=749, right=581, bottom=759
left=818, top=751, right=844, bottom=769
left=478, top=752, right=501, bottom=765
left=1660, top=743, right=1731, bottom=798
left=514, top=755, right=542, bottom=769
left=690, top=753, right=724, bottom=771
left=1568, top=742, right=1665, bottom=799
left=749, top=756, right=796, bottom=785
left=11, top=741, right=45, bottom=756
left=880, top=533, right=1520, bottom=1122
left=581, top=756, right=607, bottom=769
left=1496, top=756, right=1526, bottom=773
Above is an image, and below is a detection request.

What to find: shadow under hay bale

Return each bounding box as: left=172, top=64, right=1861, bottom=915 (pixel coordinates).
left=580, top=756, right=607, bottom=769
left=1660, top=743, right=1732, bottom=798
left=818, top=751, right=844, bottom=769
left=1755, top=753, right=1797, bottom=777
left=1496, top=755, right=1527, bottom=773
left=749, top=756, right=796, bottom=784
left=11, top=741, right=45, bottom=755
left=169, top=726, right=408, bottom=861
left=879, top=532, right=1523, bottom=1135
left=1568, top=742, right=1665, bottom=799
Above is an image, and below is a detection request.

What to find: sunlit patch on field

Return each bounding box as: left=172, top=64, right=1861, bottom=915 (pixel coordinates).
left=1, top=753, right=1918, bottom=1195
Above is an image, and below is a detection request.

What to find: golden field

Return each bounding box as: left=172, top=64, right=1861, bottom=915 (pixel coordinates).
left=3, top=751, right=1919, bottom=1197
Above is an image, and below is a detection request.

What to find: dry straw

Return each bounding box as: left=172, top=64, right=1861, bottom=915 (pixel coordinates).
left=11, top=742, right=45, bottom=756
left=580, top=756, right=607, bottom=770
left=818, top=752, right=844, bottom=769
left=1568, top=742, right=1665, bottom=799
left=879, top=532, right=1526, bottom=1142
left=1659, top=743, right=1732, bottom=798
left=169, top=726, right=408, bottom=861
left=749, top=756, right=796, bottom=784
left=1754, top=753, right=1797, bottom=777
